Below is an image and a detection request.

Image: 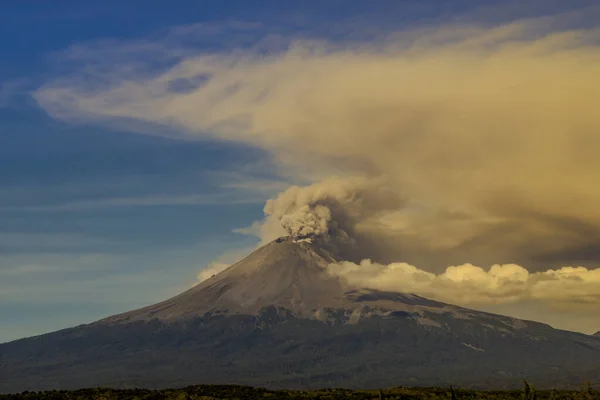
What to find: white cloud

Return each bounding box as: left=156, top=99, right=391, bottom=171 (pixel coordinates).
left=327, top=259, right=600, bottom=333
left=529, top=266, right=600, bottom=305
left=328, top=260, right=600, bottom=308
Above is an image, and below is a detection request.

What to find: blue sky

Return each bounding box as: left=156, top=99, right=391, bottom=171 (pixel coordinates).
left=2, top=0, right=600, bottom=342
left=0, top=0, right=470, bottom=342
left=1, top=1, right=294, bottom=342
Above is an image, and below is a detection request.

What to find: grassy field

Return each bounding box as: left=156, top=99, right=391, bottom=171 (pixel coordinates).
left=1, top=382, right=598, bottom=400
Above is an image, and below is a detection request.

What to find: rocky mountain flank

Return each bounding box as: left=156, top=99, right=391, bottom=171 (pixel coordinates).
left=1, top=237, right=599, bottom=393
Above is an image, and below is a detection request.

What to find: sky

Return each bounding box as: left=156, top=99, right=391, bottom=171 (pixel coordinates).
left=2, top=0, right=600, bottom=343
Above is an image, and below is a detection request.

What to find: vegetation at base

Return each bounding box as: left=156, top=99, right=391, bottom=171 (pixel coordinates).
left=0, top=381, right=598, bottom=400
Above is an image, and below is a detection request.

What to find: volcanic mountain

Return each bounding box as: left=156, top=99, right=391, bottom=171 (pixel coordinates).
left=100, top=237, right=450, bottom=324
left=1, top=237, right=599, bottom=393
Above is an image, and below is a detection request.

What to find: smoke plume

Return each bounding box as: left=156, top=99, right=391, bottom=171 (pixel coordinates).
left=260, top=177, right=404, bottom=258
left=33, top=7, right=600, bottom=331
left=34, top=12, right=600, bottom=270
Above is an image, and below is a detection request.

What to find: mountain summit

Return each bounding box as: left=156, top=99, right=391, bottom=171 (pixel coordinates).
left=103, top=237, right=347, bottom=323
left=1, top=238, right=600, bottom=393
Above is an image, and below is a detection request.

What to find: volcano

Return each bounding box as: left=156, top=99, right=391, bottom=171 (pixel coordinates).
left=100, top=237, right=450, bottom=324
left=1, top=237, right=599, bottom=393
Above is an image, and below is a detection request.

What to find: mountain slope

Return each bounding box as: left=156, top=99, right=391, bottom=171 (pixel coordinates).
left=101, top=237, right=347, bottom=323
left=1, top=237, right=600, bottom=393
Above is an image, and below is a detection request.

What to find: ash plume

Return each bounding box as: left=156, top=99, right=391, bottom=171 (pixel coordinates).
left=33, top=5, right=600, bottom=332
left=262, top=177, right=404, bottom=258
left=34, top=7, right=600, bottom=330
left=34, top=12, right=600, bottom=270
left=278, top=204, right=332, bottom=241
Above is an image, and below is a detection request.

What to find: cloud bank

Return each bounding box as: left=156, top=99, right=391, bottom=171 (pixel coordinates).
left=328, top=260, right=600, bottom=308
left=327, top=259, right=600, bottom=333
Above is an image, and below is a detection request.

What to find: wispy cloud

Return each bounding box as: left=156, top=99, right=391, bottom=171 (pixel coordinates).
left=220, top=177, right=295, bottom=197
left=0, top=232, right=116, bottom=248
left=0, top=167, right=292, bottom=212
left=0, top=263, right=76, bottom=277
left=0, top=192, right=255, bottom=212
left=329, top=259, right=600, bottom=334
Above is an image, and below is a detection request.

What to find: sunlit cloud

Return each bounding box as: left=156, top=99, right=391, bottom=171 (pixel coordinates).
left=328, top=260, right=600, bottom=308
left=327, top=259, right=600, bottom=334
